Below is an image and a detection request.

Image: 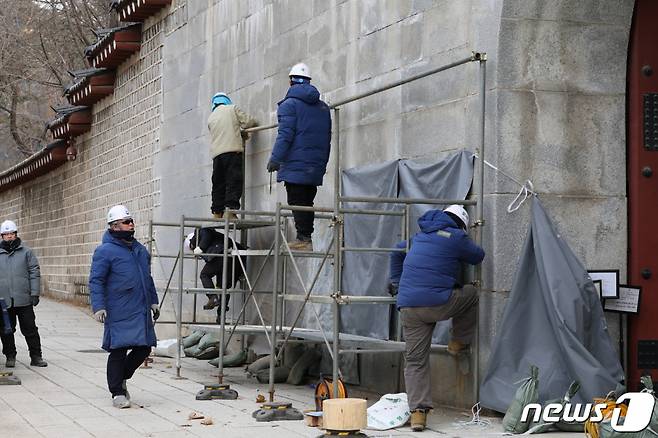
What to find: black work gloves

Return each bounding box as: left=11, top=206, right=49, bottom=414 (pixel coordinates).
left=31, top=296, right=40, bottom=306
left=387, top=283, right=399, bottom=297
left=266, top=160, right=280, bottom=173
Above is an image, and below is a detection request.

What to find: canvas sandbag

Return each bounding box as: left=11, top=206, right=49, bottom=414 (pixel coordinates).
left=503, top=365, right=539, bottom=434
left=182, top=330, right=204, bottom=348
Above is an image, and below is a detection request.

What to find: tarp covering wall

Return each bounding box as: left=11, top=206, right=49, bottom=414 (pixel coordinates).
left=479, top=197, right=624, bottom=412
left=340, top=150, right=475, bottom=340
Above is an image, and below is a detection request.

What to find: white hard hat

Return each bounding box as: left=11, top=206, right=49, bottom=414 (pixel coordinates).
left=0, top=220, right=17, bottom=234
left=443, top=205, right=469, bottom=229
left=289, top=63, right=311, bottom=79
left=107, top=205, right=132, bottom=224
left=184, top=232, right=195, bottom=252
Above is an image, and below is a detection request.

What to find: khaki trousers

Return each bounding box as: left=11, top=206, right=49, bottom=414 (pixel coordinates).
left=400, top=285, right=478, bottom=410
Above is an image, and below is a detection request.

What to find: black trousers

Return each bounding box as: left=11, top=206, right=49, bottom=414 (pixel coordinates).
left=200, top=258, right=243, bottom=310
left=0, top=305, right=42, bottom=359
left=211, top=152, right=243, bottom=214
left=285, top=182, right=318, bottom=239
left=107, top=346, right=151, bottom=397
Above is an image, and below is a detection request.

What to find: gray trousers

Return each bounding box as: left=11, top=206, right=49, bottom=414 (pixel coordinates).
left=400, top=285, right=478, bottom=410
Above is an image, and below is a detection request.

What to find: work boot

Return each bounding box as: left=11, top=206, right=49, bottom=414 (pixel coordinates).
left=212, top=212, right=223, bottom=219
left=122, top=380, right=130, bottom=400
left=203, top=296, right=219, bottom=310
left=223, top=211, right=237, bottom=221
left=30, top=356, right=48, bottom=367
left=288, top=239, right=313, bottom=252
left=410, top=410, right=427, bottom=432
left=447, top=340, right=469, bottom=356
left=112, top=395, right=131, bottom=409
left=5, top=356, right=15, bottom=368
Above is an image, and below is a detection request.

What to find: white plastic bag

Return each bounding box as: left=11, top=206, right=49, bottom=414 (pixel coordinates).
left=366, top=393, right=411, bottom=430
left=153, top=338, right=180, bottom=358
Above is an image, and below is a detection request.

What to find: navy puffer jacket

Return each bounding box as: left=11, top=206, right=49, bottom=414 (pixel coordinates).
left=270, top=83, right=332, bottom=186
left=89, top=231, right=159, bottom=351
left=390, top=210, right=485, bottom=308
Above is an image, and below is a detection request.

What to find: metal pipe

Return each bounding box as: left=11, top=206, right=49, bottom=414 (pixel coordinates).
left=332, top=107, right=342, bottom=397
left=341, top=247, right=405, bottom=253
left=339, top=346, right=448, bottom=354
left=269, top=203, right=282, bottom=402
left=217, top=216, right=231, bottom=384
left=473, top=55, right=487, bottom=404
left=185, top=287, right=272, bottom=294
left=243, top=122, right=277, bottom=133
left=176, top=214, right=185, bottom=378
left=329, top=56, right=476, bottom=108
left=340, top=196, right=477, bottom=206
left=340, top=208, right=404, bottom=216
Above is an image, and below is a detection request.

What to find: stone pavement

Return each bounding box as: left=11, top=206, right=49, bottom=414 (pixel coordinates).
left=0, top=298, right=578, bottom=437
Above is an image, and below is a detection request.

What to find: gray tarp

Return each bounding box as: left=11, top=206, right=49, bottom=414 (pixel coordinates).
left=340, top=150, right=475, bottom=340
left=479, top=197, right=624, bottom=413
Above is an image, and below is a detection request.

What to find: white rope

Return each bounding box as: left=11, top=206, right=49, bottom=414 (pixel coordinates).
left=507, top=180, right=535, bottom=213
left=473, top=154, right=537, bottom=213
left=452, top=403, right=491, bottom=428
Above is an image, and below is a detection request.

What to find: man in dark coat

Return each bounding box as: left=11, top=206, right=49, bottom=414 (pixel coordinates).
left=0, top=220, right=47, bottom=368
left=89, top=205, right=159, bottom=409
left=267, top=63, right=332, bottom=251
left=389, top=205, right=485, bottom=431
left=186, top=228, right=246, bottom=319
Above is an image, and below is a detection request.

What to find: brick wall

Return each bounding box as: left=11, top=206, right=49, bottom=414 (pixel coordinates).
left=0, top=15, right=164, bottom=302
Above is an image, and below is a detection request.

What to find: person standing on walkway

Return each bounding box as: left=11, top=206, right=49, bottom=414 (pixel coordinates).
left=89, top=205, right=160, bottom=408
left=185, top=228, right=246, bottom=317
left=266, top=63, right=332, bottom=251
left=0, top=220, right=47, bottom=368
left=389, top=205, right=484, bottom=431
left=208, top=92, right=257, bottom=220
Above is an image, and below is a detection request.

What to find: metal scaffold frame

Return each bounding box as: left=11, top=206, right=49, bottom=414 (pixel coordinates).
left=150, top=51, right=487, bottom=405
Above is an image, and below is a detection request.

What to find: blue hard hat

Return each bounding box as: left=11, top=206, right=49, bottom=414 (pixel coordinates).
left=211, top=92, right=232, bottom=110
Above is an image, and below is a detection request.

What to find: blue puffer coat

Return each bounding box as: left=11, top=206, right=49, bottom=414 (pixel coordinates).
left=270, top=83, right=332, bottom=186
left=390, top=210, right=485, bottom=308
left=89, top=231, right=159, bottom=351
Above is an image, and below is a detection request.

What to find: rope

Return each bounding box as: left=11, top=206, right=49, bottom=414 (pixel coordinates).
left=452, top=403, right=491, bottom=428
left=473, top=154, right=537, bottom=213
left=507, top=180, right=535, bottom=213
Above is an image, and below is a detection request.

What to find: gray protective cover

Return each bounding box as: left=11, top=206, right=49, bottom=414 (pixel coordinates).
left=479, top=197, right=624, bottom=413
left=340, top=150, right=475, bottom=339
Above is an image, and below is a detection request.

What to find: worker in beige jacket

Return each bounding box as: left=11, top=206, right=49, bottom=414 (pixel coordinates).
left=207, top=92, right=257, bottom=219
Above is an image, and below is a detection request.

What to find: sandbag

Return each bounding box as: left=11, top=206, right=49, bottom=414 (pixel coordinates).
left=256, top=366, right=290, bottom=383
left=195, top=345, right=220, bottom=360
left=197, top=332, right=220, bottom=351
left=247, top=355, right=271, bottom=375
left=153, top=339, right=180, bottom=358
left=527, top=381, right=581, bottom=434
left=287, top=348, right=321, bottom=385
left=184, top=345, right=202, bottom=357
left=208, top=350, right=247, bottom=368
left=283, top=343, right=306, bottom=369
left=503, top=364, right=539, bottom=434
left=182, top=330, right=204, bottom=348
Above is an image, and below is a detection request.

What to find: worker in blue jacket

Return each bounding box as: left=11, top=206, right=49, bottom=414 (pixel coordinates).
left=267, top=63, right=332, bottom=251
left=389, top=205, right=485, bottom=431
left=89, top=205, right=160, bottom=409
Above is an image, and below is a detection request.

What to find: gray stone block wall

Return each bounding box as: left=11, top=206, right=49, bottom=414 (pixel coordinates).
left=0, top=13, right=165, bottom=302
left=0, top=0, right=636, bottom=409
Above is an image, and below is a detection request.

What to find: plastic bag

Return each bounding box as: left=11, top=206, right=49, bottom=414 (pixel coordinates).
left=366, top=393, right=411, bottom=431
left=503, top=364, right=539, bottom=434
left=153, top=338, right=180, bottom=358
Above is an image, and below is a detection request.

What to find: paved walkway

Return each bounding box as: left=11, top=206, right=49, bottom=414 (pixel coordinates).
left=1, top=298, right=577, bottom=437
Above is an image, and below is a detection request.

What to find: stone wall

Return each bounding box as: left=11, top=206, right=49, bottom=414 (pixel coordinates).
left=0, top=14, right=165, bottom=302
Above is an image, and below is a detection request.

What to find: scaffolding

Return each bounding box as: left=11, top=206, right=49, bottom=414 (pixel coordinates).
left=151, top=52, right=487, bottom=405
